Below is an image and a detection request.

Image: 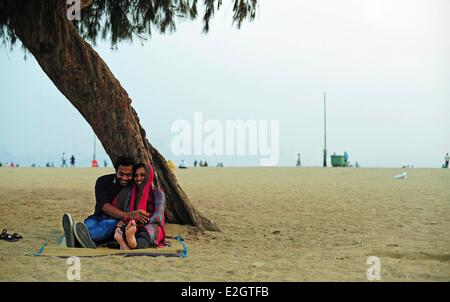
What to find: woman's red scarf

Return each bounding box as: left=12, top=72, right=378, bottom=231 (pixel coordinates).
left=128, top=163, right=155, bottom=214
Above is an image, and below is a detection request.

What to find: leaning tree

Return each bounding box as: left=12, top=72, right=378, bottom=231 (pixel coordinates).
left=0, top=0, right=257, bottom=231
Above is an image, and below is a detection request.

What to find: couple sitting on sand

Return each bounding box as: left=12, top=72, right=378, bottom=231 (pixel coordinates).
left=62, top=156, right=166, bottom=250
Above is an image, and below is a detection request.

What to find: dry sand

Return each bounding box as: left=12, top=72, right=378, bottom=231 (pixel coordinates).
left=0, top=167, right=449, bottom=281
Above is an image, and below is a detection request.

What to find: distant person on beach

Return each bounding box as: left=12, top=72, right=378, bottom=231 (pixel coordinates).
left=70, top=155, right=75, bottom=167
left=445, top=153, right=449, bottom=168
left=62, top=156, right=150, bottom=248
left=104, top=160, right=108, bottom=168
left=61, top=153, right=68, bottom=167
left=344, top=151, right=349, bottom=167
left=296, top=153, right=301, bottom=167
left=179, top=160, right=187, bottom=169
left=113, top=163, right=166, bottom=250
left=194, top=160, right=198, bottom=167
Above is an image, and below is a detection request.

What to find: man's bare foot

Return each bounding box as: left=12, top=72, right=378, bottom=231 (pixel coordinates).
left=126, top=220, right=138, bottom=249
left=114, top=227, right=129, bottom=250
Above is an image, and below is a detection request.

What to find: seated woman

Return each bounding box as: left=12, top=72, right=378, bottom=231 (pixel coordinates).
left=112, top=163, right=166, bottom=250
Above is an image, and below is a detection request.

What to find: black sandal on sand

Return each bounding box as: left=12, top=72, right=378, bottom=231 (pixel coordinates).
left=0, top=229, right=23, bottom=242
left=0, top=229, right=7, bottom=240
left=12, top=233, right=23, bottom=240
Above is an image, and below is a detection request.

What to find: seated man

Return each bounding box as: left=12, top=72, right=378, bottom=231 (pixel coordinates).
left=179, top=159, right=187, bottom=169
left=62, top=156, right=150, bottom=248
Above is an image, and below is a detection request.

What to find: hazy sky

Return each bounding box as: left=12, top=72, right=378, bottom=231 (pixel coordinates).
left=1, top=0, right=449, bottom=167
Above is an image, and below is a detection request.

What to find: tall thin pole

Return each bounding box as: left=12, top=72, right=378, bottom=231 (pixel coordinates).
left=323, top=92, right=327, bottom=167
left=93, top=134, right=96, bottom=161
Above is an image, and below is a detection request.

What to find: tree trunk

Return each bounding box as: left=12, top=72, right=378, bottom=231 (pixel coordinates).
left=2, top=0, right=220, bottom=232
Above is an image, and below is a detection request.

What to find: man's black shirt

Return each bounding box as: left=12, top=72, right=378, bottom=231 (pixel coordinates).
left=93, top=174, right=124, bottom=217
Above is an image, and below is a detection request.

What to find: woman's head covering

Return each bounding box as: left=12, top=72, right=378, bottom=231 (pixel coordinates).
left=129, top=163, right=154, bottom=212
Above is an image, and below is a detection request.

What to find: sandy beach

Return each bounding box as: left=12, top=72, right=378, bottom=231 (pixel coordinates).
left=0, top=167, right=449, bottom=281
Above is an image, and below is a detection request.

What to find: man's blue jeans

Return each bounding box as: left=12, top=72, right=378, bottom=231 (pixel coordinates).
left=84, top=215, right=118, bottom=242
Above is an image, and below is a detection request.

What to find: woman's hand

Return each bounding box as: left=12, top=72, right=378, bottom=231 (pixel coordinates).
left=127, top=210, right=150, bottom=224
